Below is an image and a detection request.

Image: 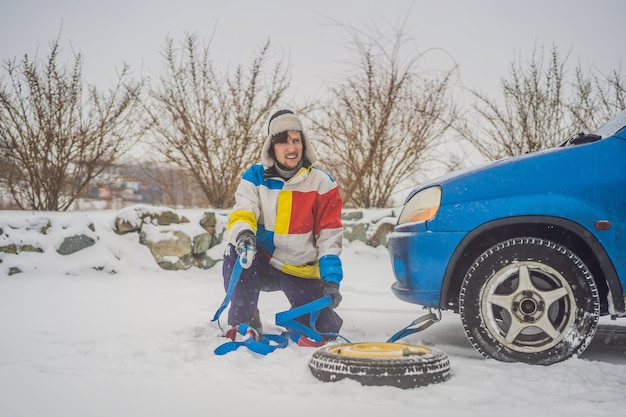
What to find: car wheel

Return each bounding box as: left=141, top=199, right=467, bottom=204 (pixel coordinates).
left=459, top=237, right=600, bottom=365
left=309, top=342, right=451, bottom=388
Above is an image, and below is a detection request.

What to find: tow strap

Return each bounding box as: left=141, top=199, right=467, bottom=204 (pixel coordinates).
left=212, top=253, right=346, bottom=355
left=211, top=253, right=245, bottom=325
left=386, top=309, right=442, bottom=343
left=213, top=323, right=289, bottom=355
left=212, top=253, right=440, bottom=355
left=213, top=296, right=340, bottom=356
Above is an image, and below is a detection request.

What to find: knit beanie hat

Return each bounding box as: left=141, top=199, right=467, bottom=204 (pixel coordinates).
left=261, top=110, right=317, bottom=167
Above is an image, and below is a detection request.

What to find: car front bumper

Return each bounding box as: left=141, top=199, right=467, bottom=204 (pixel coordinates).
left=387, top=224, right=466, bottom=308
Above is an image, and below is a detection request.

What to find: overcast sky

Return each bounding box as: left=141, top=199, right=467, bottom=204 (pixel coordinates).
left=1, top=0, right=625, bottom=103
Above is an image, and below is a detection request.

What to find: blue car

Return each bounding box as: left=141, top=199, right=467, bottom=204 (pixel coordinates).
left=387, top=109, right=626, bottom=365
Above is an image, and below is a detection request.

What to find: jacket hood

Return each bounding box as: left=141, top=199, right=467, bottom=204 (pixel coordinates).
left=261, top=112, right=317, bottom=167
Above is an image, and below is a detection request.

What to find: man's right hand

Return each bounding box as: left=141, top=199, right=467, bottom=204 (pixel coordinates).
left=235, top=230, right=256, bottom=268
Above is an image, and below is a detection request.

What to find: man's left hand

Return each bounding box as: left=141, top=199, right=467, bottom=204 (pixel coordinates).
left=323, top=282, right=342, bottom=308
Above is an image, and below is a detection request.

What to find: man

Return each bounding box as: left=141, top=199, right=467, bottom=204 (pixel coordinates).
left=222, top=109, right=343, bottom=346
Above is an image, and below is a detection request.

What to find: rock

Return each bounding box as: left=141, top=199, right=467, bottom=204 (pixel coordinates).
left=0, top=243, right=44, bottom=254
left=343, top=223, right=368, bottom=243
left=199, top=211, right=223, bottom=249
left=193, top=252, right=221, bottom=269
left=0, top=244, right=18, bottom=254
left=192, top=232, right=213, bottom=254
left=114, top=205, right=183, bottom=235
left=141, top=229, right=193, bottom=268
left=342, top=211, right=364, bottom=221
left=153, top=210, right=181, bottom=226
left=57, top=234, right=96, bottom=255
left=25, top=217, right=52, bottom=234
left=158, top=253, right=194, bottom=271
left=115, top=217, right=140, bottom=234
left=367, top=221, right=395, bottom=248
left=200, top=211, right=217, bottom=229
left=20, top=244, right=44, bottom=253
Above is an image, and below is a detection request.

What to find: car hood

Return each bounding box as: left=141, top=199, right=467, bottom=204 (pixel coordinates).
left=405, top=110, right=626, bottom=204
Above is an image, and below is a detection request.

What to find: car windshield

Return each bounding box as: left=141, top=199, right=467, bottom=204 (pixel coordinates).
left=592, top=108, right=626, bottom=138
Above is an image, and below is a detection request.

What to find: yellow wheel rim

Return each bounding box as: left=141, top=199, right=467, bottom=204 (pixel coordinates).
left=327, top=342, right=432, bottom=358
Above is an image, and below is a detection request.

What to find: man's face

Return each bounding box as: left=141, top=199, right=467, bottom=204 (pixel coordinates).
left=273, top=130, right=303, bottom=170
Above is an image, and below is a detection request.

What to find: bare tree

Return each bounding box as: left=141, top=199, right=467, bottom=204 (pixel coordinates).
left=457, top=45, right=625, bottom=161
left=146, top=34, right=291, bottom=209
left=457, top=45, right=570, bottom=161
left=0, top=37, right=143, bottom=211
left=568, top=66, right=625, bottom=132
left=311, top=21, right=458, bottom=208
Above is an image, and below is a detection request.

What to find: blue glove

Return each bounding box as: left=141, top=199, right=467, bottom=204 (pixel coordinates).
left=323, top=282, right=342, bottom=308
left=235, top=230, right=256, bottom=268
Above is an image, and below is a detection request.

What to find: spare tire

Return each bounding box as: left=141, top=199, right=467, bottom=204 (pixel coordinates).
left=309, top=342, right=450, bottom=389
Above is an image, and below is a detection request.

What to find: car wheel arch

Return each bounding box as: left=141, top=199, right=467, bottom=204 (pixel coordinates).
left=439, top=215, right=623, bottom=315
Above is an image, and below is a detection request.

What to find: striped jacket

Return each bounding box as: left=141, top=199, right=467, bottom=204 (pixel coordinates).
left=227, top=163, right=343, bottom=284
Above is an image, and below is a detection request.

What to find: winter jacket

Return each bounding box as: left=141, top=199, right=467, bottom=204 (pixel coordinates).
left=227, top=163, right=343, bottom=285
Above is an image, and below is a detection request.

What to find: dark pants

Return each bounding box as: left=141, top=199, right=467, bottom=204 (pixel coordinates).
left=222, top=244, right=343, bottom=334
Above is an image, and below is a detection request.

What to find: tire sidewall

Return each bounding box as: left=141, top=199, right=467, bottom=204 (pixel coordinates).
left=309, top=343, right=451, bottom=388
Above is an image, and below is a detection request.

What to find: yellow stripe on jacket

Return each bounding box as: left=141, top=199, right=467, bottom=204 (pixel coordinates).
left=227, top=210, right=257, bottom=234
left=274, top=191, right=293, bottom=235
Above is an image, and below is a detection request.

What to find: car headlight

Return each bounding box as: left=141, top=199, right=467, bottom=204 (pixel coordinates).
left=398, top=186, right=442, bottom=225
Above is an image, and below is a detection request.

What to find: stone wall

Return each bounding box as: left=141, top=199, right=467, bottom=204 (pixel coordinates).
left=0, top=205, right=398, bottom=274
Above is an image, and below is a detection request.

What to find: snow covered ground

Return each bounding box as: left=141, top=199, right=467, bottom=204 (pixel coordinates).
left=1, top=209, right=625, bottom=417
